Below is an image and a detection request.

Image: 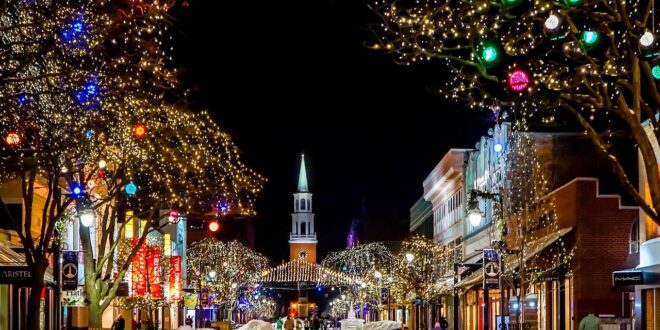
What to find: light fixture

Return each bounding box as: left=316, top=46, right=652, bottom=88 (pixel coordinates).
left=405, top=252, right=415, bottom=262
left=467, top=199, right=484, bottom=227
left=98, top=160, right=106, bottom=169
left=231, top=282, right=237, bottom=289
left=79, top=208, right=96, bottom=227
left=208, top=270, right=217, bottom=279
left=494, top=143, right=503, bottom=153
left=524, top=292, right=538, bottom=309
left=374, top=271, right=382, bottom=279
left=508, top=296, right=520, bottom=310
left=5, top=132, right=21, bottom=147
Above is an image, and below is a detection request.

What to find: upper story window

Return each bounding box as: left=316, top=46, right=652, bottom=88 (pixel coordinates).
left=631, top=218, right=639, bottom=254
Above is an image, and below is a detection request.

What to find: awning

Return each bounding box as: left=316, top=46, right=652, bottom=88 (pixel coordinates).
left=454, top=269, right=482, bottom=289
left=0, top=242, right=54, bottom=284
left=504, top=227, right=573, bottom=270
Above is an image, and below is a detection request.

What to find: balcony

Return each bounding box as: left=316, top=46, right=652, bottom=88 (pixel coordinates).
left=289, top=233, right=317, bottom=241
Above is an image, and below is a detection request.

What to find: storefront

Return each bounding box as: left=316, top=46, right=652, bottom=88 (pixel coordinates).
left=628, top=237, right=660, bottom=330
left=0, top=243, right=55, bottom=330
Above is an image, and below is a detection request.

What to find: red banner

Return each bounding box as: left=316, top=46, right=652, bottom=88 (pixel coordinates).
left=131, top=238, right=146, bottom=296
left=170, top=256, right=182, bottom=301
left=148, top=246, right=161, bottom=298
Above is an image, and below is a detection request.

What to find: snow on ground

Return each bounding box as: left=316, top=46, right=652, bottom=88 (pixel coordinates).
left=237, top=319, right=277, bottom=330
left=363, top=320, right=402, bottom=330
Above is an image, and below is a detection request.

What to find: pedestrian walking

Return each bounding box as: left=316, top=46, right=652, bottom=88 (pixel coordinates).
left=111, top=315, right=125, bottom=330
left=578, top=312, right=600, bottom=330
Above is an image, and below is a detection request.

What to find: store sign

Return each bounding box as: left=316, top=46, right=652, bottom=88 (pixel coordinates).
left=62, top=287, right=85, bottom=306
left=0, top=266, right=32, bottom=285
left=62, top=251, right=79, bottom=291
left=170, top=256, right=182, bottom=301
left=612, top=270, right=644, bottom=286
left=132, top=238, right=147, bottom=295
left=201, top=287, right=209, bottom=307
left=483, top=249, right=500, bottom=289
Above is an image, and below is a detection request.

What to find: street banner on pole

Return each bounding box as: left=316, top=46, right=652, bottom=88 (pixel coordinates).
left=483, top=249, right=500, bottom=289
left=132, top=238, right=147, bottom=295
left=62, top=251, right=79, bottom=291
left=148, top=246, right=161, bottom=298
left=170, top=256, right=182, bottom=301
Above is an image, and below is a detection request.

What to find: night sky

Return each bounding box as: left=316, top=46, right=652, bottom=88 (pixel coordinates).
left=172, top=0, right=493, bottom=261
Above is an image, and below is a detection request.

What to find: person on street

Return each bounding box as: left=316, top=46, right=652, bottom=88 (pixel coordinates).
left=284, top=316, right=295, bottom=330
left=578, top=312, right=601, bottom=330
left=111, top=315, right=125, bottom=330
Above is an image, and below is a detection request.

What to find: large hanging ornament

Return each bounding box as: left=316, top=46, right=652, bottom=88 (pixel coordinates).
left=507, top=68, right=530, bottom=91
left=580, top=31, right=600, bottom=49
left=5, top=132, right=21, bottom=147
left=652, top=64, right=660, bottom=80
left=563, top=0, right=583, bottom=7
left=133, top=123, right=147, bottom=139
left=125, top=182, right=138, bottom=195
left=640, top=31, right=655, bottom=48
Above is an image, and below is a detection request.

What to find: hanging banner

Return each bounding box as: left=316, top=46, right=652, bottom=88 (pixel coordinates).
left=483, top=249, right=500, bottom=289
left=148, top=246, right=161, bottom=298
left=170, top=256, right=182, bottom=301
left=183, top=293, right=198, bottom=308
left=131, top=238, right=147, bottom=295
left=62, top=251, right=79, bottom=291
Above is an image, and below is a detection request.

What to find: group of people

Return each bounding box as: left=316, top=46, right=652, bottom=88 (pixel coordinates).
left=282, top=315, right=323, bottom=330
left=112, top=314, right=158, bottom=330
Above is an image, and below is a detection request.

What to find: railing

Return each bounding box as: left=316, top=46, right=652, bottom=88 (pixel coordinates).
left=290, top=234, right=317, bottom=240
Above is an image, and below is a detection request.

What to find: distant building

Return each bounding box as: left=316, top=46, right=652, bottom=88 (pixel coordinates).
left=409, top=197, right=433, bottom=239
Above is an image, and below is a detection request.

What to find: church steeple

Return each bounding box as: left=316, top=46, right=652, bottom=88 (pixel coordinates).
left=298, top=154, right=308, bottom=193
left=290, top=155, right=317, bottom=262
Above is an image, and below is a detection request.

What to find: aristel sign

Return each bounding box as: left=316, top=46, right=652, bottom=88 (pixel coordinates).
left=0, top=266, right=33, bottom=285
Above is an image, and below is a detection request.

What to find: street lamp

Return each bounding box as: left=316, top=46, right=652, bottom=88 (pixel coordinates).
left=524, top=292, right=538, bottom=308
left=467, top=199, right=483, bottom=227
left=208, top=270, right=217, bottom=279
left=79, top=207, right=96, bottom=227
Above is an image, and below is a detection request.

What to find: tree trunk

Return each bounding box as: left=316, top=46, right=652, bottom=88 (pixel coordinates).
left=26, top=261, right=46, bottom=330
left=88, top=301, right=104, bottom=330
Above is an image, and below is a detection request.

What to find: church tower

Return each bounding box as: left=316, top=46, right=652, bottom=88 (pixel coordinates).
left=289, top=154, right=317, bottom=262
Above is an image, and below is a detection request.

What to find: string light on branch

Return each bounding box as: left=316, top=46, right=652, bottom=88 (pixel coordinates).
left=507, top=68, right=530, bottom=92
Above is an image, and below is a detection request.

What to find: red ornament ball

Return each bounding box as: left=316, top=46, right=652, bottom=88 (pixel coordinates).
left=507, top=68, right=530, bottom=92
left=133, top=123, right=147, bottom=139
left=5, top=132, right=21, bottom=147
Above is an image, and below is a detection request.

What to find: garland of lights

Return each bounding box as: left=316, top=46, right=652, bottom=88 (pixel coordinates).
left=0, top=2, right=264, bottom=327
left=187, top=238, right=269, bottom=307
left=370, top=0, right=660, bottom=225
left=261, top=258, right=360, bottom=287
left=499, top=123, right=575, bottom=286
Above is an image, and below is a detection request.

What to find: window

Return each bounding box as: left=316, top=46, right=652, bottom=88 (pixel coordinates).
left=631, top=218, right=639, bottom=254
left=300, top=222, right=307, bottom=235
left=308, top=199, right=311, bottom=210
left=296, top=200, right=299, bottom=211
left=301, top=199, right=306, bottom=210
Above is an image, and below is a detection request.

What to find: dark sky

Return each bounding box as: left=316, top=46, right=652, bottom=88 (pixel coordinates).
left=172, top=0, right=493, bottom=261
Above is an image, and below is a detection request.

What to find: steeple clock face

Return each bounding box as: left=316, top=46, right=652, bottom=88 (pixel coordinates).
left=298, top=250, right=308, bottom=260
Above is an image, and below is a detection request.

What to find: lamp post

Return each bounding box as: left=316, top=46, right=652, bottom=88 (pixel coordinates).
left=374, top=271, right=382, bottom=321
left=466, top=190, right=504, bottom=330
